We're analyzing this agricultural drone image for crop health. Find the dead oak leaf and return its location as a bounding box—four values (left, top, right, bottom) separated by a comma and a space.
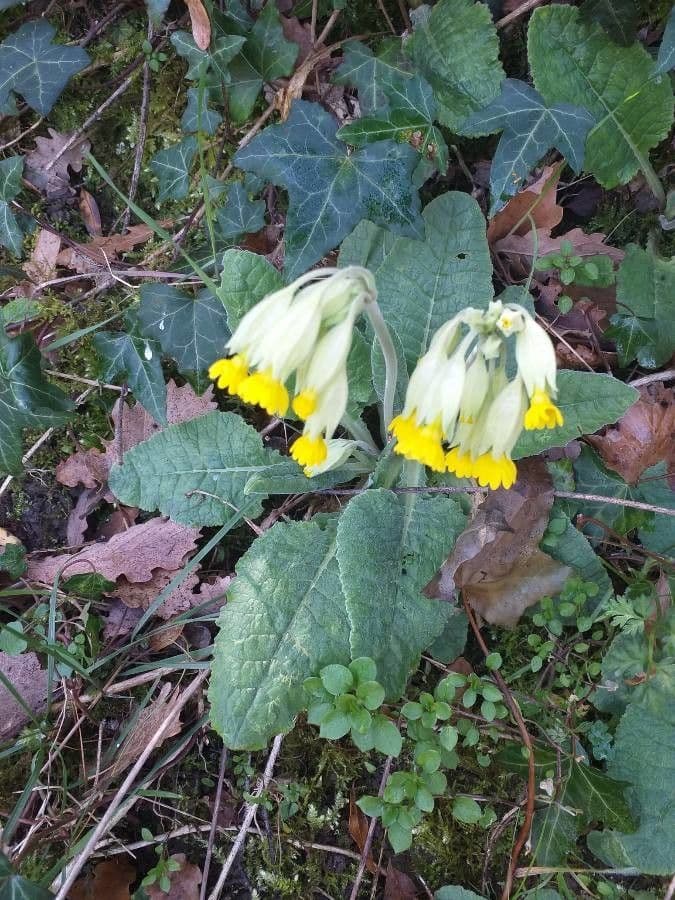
116, 570, 231, 620
25, 128, 90, 199
426, 459, 571, 626
384, 861, 418, 899
146, 854, 202, 900
55, 223, 157, 273
588, 383, 675, 484
495, 226, 624, 266
25, 518, 200, 586
0, 651, 47, 743
487, 164, 564, 244
69, 858, 136, 900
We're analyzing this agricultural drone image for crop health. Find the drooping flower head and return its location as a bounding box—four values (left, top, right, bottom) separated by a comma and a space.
390, 301, 563, 489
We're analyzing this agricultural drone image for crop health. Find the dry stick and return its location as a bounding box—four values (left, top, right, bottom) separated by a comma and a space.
207, 733, 284, 900
199, 745, 228, 900
496, 0, 547, 29
630, 367, 675, 387
54, 669, 209, 900
664, 873, 675, 900
121, 24, 153, 232
348, 755, 394, 900
462, 599, 535, 900
376, 0, 397, 34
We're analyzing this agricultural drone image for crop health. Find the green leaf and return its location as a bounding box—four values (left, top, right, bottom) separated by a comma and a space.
543, 507, 612, 601
357, 795, 384, 818
214, 182, 265, 240
0, 155, 24, 255
606, 245, 675, 368
109, 411, 286, 525
333, 39, 411, 116
580, 0, 639, 46
150, 136, 198, 202
94, 329, 167, 425
587, 673, 675, 874
406, 0, 504, 132
512, 371, 638, 459
435, 889, 485, 900
0, 852, 54, 899
235, 99, 422, 279
339, 192, 493, 372
181, 88, 222, 135
528, 5, 674, 188
320, 708, 351, 739
0, 20, 89, 115
227, 3, 299, 123
387, 821, 413, 853
208, 522, 351, 748
565, 759, 634, 832
171, 30, 245, 82
320, 664, 353, 696
336, 489, 466, 697
428, 611, 468, 664
137, 284, 230, 384
356, 681, 385, 710
0, 200, 23, 256
452, 797, 482, 824
592, 631, 651, 716
0, 156, 23, 201
656, 5, 675, 74
0, 329, 73, 476
530, 805, 578, 865
216, 248, 284, 329
371, 715, 402, 756
461, 79, 594, 213
146, 0, 171, 25
0, 542, 26, 579
349, 657, 377, 684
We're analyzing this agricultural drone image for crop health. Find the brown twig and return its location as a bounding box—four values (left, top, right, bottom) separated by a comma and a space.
120, 23, 153, 232
348, 755, 394, 900
200, 745, 228, 900
496, 0, 547, 29
462, 598, 535, 900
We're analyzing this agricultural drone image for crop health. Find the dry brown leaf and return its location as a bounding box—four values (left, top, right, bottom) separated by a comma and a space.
185, 0, 211, 50
55, 223, 156, 273
108, 682, 183, 779
25, 128, 90, 199
78, 188, 102, 237
348, 793, 377, 874
66, 488, 100, 546
384, 861, 418, 898
26, 518, 200, 586
494, 227, 624, 265
588, 384, 675, 485
103, 600, 143, 641
116, 570, 230, 619
280, 15, 317, 64
146, 854, 202, 900
69, 858, 136, 900
426, 459, 571, 626
0, 651, 47, 742
23, 228, 61, 285
488, 164, 564, 244
0, 527, 20, 549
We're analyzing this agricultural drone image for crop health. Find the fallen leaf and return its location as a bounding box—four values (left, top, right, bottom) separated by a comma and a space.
55, 223, 157, 273
487, 164, 564, 244
56, 381, 216, 490
185, 0, 211, 50
25, 128, 90, 199
588, 384, 675, 484
23, 228, 61, 285
108, 682, 183, 778
66, 488, 100, 546
116, 571, 231, 620
280, 15, 318, 64
103, 600, 143, 641
0, 651, 47, 742
494, 227, 624, 266
384, 861, 418, 898
69, 858, 136, 900
349, 793, 377, 874
78, 188, 102, 236
25, 518, 200, 585
426, 459, 571, 626
146, 854, 202, 900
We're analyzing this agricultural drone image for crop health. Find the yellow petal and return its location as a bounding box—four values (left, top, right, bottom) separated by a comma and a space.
524, 389, 564, 430
292, 389, 318, 421
208, 354, 248, 394
237, 370, 289, 416
291, 434, 328, 467
392, 418, 445, 472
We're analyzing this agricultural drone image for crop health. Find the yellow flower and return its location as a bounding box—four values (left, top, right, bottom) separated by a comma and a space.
445, 446, 475, 478
472, 453, 518, 490
524, 388, 564, 430
237, 370, 290, 416
208, 354, 248, 393
303, 438, 358, 477
291, 434, 328, 467
292, 389, 318, 420
391, 415, 446, 471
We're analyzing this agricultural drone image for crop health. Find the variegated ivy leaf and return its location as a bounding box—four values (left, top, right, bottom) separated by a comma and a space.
461, 79, 595, 213
0, 21, 89, 116
235, 99, 422, 279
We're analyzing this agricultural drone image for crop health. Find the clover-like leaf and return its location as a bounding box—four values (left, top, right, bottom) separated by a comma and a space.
406, 0, 504, 132
0, 20, 89, 115
461, 79, 595, 213
137, 284, 230, 387
149, 136, 198, 201
214, 182, 265, 240
0, 329, 73, 476
236, 99, 422, 278
528, 5, 674, 188
94, 327, 167, 424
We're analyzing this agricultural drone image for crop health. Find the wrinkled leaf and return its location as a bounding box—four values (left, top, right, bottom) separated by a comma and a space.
216, 248, 285, 328
580, 0, 639, 46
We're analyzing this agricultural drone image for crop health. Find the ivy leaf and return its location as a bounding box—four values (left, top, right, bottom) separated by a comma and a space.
236, 100, 422, 279
137, 284, 230, 387
0, 156, 24, 256
171, 30, 245, 82
227, 3, 299, 123
406, 0, 504, 132
216, 248, 285, 328
656, 5, 675, 74
512, 372, 638, 459
145, 0, 171, 25
214, 182, 265, 239
150, 136, 198, 202
181, 87, 222, 135
336, 489, 466, 698
0, 853, 53, 900
587, 673, 675, 874
339, 191, 492, 371
606, 244, 675, 368
0, 20, 89, 115
108, 411, 286, 525
208, 522, 351, 748
461, 79, 595, 213
0, 329, 73, 476
333, 39, 412, 116
93, 327, 167, 425
579, 0, 639, 46
528, 5, 674, 188
531, 805, 578, 865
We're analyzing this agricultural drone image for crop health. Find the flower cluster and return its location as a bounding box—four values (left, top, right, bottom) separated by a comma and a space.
208, 267, 376, 474
390, 302, 563, 490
